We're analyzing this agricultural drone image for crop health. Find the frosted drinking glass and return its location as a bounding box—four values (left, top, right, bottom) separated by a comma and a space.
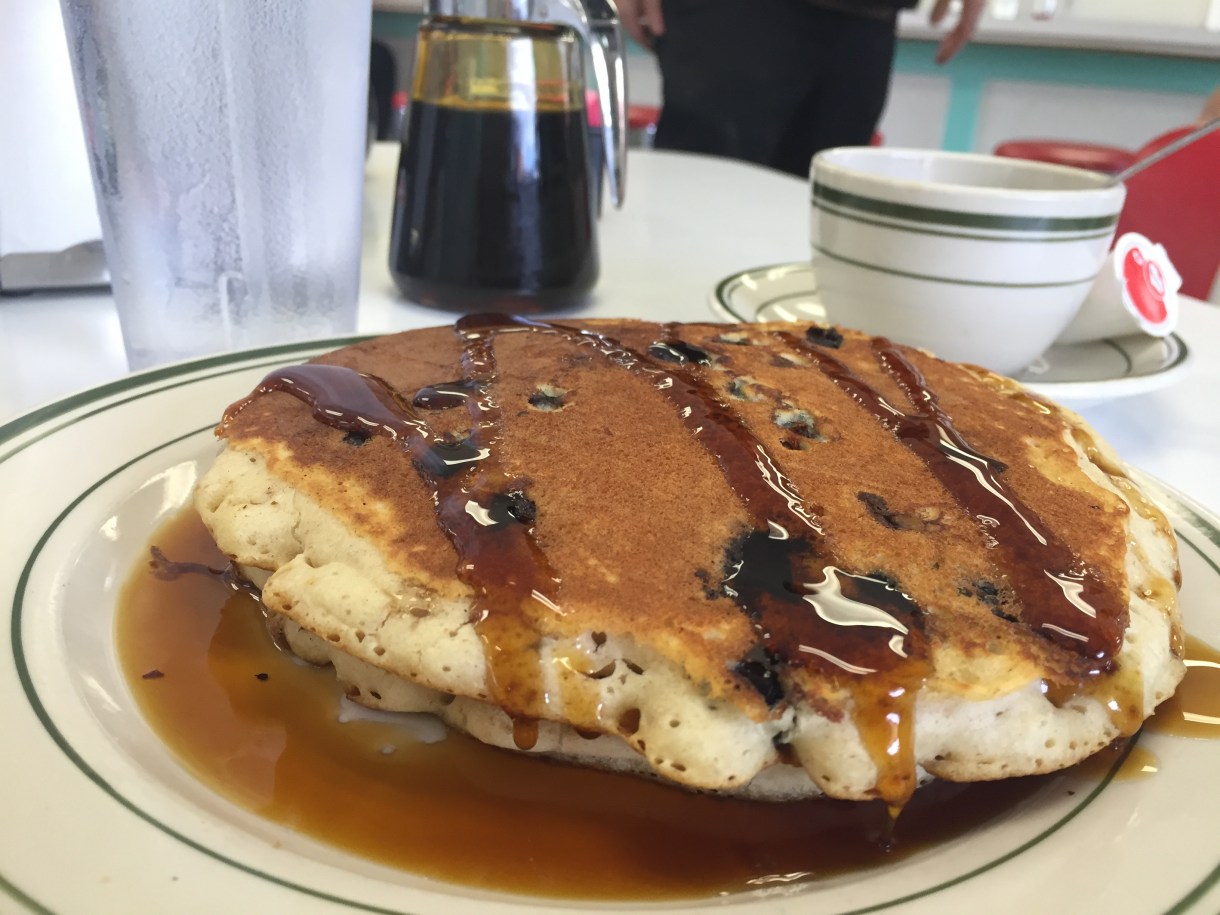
61, 0, 371, 369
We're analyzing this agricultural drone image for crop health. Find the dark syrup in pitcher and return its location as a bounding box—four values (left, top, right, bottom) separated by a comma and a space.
389, 100, 598, 311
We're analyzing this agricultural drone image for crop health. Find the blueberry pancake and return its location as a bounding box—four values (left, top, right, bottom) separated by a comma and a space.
195, 316, 1184, 806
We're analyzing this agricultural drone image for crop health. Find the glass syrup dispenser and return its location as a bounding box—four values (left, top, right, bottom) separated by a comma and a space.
390, 0, 626, 311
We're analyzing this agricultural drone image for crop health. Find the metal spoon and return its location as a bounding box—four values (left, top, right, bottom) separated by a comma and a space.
1111, 117, 1220, 184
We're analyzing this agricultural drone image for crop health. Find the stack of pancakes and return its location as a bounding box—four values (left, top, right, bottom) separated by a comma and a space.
195, 317, 1184, 805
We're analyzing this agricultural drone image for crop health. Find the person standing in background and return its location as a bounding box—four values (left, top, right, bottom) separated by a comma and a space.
620, 0, 986, 177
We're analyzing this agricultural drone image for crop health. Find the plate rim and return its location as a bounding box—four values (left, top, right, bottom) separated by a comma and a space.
0, 335, 372, 468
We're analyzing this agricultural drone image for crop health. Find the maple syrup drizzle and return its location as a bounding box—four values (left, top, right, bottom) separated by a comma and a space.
782, 332, 1125, 670
466, 316, 926, 674
147, 545, 259, 596
221, 364, 483, 479
411, 379, 481, 411
223, 351, 564, 746
647, 339, 713, 366
456, 314, 929, 805
438, 324, 563, 745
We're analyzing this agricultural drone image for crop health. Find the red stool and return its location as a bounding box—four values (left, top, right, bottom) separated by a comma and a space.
993, 139, 1136, 175
995, 126, 1219, 298
627, 104, 659, 148
586, 95, 660, 149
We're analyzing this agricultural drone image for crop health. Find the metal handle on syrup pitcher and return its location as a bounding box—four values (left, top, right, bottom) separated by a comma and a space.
534, 0, 627, 208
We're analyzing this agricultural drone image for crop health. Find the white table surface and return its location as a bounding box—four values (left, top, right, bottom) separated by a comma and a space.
2, 142, 1218, 516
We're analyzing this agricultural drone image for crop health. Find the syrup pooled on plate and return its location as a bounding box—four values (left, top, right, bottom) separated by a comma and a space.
1146, 635, 1220, 740
121, 508, 1081, 902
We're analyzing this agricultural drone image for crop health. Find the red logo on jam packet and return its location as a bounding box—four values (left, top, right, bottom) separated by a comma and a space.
1054, 232, 1180, 345
1122, 248, 1169, 325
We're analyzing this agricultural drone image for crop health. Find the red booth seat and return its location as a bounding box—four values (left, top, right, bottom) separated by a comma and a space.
996, 127, 1220, 299
992, 139, 1136, 175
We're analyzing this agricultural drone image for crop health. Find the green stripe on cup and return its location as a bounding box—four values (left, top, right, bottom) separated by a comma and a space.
812, 182, 1119, 234
812, 243, 1099, 288
813, 197, 1116, 244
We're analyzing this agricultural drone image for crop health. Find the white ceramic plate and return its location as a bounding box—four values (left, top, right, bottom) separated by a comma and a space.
709, 263, 1191, 405
3, 342, 1220, 914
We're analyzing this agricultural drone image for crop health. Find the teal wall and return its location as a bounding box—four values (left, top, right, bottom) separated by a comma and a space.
373, 10, 424, 37
372, 12, 1218, 152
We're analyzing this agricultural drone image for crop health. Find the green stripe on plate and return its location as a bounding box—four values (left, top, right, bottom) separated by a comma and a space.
813, 197, 1116, 244
812, 182, 1119, 233
713, 263, 815, 323
0, 336, 371, 468
811, 243, 1098, 289
0, 872, 53, 915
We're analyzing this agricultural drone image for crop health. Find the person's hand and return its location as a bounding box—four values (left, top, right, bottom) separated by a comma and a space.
618, 0, 665, 49
930, 0, 985, 64
1197, 87, 1220, 126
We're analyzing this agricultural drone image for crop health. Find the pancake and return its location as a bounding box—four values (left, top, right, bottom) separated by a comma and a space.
194, 316, 1184, 805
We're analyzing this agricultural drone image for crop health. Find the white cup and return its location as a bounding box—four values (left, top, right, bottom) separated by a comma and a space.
810, 147, 1126, 375
61, 0, 372, 370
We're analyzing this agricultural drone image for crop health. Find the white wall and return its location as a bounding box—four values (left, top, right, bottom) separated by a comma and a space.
625, 54, 661, 108
879, 74, 952, 149
1069, 0, 1214, 28
973, 81, 1207, 153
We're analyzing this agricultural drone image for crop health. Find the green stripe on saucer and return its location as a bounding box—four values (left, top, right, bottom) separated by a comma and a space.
812, 182, 1119, 233
812, 243, 1099, 288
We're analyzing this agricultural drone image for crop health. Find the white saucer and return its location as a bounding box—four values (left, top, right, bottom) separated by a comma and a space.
709, 262, 1191, 405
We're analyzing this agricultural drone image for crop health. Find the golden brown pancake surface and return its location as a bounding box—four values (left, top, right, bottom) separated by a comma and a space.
200, 317, 1183, 803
